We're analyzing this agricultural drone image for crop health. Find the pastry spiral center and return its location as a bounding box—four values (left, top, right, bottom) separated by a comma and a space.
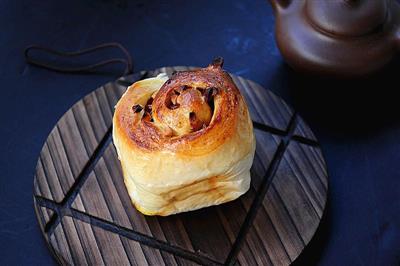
135, 59, 226, 139
160, 85, 216, 136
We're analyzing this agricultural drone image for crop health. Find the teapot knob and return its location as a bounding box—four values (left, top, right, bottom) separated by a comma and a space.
269, 0, 291, 12
344, 0, 358, 4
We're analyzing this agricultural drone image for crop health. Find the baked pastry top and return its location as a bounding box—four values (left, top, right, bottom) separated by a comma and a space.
113, 58, 256, 216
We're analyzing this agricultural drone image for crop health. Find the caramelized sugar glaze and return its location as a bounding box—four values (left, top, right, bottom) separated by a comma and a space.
115, 58, 241, 155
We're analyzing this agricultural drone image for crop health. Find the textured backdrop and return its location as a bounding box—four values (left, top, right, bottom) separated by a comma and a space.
0, 0, 399, 265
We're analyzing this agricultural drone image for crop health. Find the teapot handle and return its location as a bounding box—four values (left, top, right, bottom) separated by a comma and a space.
396, 29, 400, 50
268, 0, 291, 12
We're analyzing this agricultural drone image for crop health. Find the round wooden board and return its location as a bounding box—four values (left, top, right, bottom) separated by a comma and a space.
34, 66, 328, 266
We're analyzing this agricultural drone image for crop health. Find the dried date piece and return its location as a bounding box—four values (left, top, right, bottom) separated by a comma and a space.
204, 87, 218, 104
132, 104, 143, 113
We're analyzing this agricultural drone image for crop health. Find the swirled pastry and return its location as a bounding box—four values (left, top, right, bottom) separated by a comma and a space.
113, 58, 255, 216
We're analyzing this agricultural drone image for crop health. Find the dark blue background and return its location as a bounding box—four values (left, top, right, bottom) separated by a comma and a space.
1, 0, 399, 265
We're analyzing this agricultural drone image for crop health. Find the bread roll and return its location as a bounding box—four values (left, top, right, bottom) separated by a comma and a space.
113, 58, 255, 216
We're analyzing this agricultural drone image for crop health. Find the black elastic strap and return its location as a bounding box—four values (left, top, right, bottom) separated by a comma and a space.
24, 42, 133, 75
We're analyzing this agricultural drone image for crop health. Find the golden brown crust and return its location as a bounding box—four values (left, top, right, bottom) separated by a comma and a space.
114, 61, 241, 156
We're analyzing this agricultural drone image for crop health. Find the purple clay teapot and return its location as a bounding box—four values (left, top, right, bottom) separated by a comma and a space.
269, 0, 400, 78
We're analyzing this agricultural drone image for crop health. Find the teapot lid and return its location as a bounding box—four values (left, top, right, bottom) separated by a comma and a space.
306, 0, 388, 37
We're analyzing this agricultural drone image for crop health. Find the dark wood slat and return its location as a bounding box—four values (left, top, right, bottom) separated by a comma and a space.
40, 206, 53, 225
59, 217, 89, 265
216, 205, 258, 266
82, 92, 109, 142
302, 143, 329, 190
269, 147, 321, 244
143, 217, 190, 266
263, 185, 305, 261
50, 224, 74, 265
156, 216, 195, 255
178, 208, 233, 262
94, 87, 114, 128
156, 251, 179, 266
294, 116, 317, 141
35, 201, 54, 232
245, 205, 291, 266
71, 102, 101, 154
35, 158, 54, 201
33, 186, 54, 228
136, 243, 166, 266
284, 142, 327, 217
56, 110, 90, 176
39, 143, 66, 202
33, 67, 328, 266
238, 223, 273, 266
70, 209, 104, 265
48, 131, 75, 194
